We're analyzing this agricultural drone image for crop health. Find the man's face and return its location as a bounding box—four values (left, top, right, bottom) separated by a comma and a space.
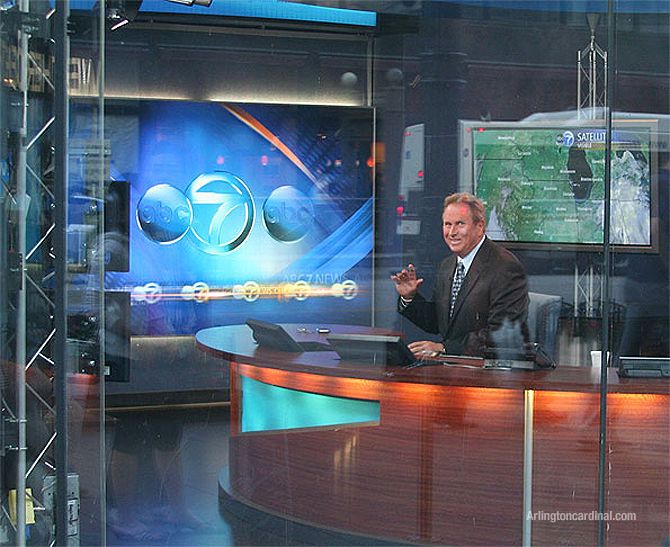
442, 202, 485, 258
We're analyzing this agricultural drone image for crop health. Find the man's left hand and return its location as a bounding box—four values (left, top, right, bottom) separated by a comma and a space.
407, 340, 444, 358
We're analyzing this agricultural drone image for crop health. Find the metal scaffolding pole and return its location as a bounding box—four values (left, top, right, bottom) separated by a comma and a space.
54, 0, 70, 543
577, 13, 607, 121
15, 0, 30, 543
575, 13, 607, 324
597, 5, 615, 545
97, 2, 107, 543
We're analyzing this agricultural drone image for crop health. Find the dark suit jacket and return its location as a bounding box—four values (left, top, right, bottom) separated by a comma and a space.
399, 237, 529, 356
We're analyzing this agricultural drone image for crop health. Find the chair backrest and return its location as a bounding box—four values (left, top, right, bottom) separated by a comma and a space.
527, 292, 562, 358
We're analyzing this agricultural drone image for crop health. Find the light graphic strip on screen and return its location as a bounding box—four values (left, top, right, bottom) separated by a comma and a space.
128, 279, 361, 304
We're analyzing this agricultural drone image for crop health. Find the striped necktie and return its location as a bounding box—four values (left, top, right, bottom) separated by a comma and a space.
449, 262, 465, 318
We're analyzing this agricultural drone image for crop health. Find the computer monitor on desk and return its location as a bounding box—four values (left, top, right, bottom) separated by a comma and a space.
618, 356, 669, 378
326, 333, 417, 367
246, 319, 331, 352
483, 343, 556, 370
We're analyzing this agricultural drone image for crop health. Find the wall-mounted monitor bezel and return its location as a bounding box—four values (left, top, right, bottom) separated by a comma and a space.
69, 97, 376, 336
458, 118, 660, 253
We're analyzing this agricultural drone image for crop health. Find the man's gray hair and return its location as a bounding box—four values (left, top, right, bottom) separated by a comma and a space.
443, 192, 486, 225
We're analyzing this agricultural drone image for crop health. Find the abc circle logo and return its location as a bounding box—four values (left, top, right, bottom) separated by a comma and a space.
561, 131, 575, 147
137, 171, 255, 255
262, 186, 314, 243
137, 173, 315, 252
332, 279, 358, 300
136, 184, 193, 244
132, 282, 162, 304
181, 282, 210, 303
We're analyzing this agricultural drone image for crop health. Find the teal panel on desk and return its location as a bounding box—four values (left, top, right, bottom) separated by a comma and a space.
241, 376, 380, 433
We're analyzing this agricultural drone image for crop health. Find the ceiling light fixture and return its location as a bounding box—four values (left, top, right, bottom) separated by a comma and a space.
110, 17, 130, 30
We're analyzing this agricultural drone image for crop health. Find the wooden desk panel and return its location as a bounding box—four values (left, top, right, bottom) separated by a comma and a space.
531, 391, 600, 546
197, 325, 669, 545
422, 387, 524, 545
605, 393, 669, 546
230, 376, 525, 544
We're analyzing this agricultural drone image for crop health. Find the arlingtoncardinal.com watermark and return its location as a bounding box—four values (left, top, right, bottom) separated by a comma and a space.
527, 511, 637, 524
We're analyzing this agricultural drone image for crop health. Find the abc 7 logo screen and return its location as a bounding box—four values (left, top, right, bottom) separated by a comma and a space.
136, 172, 315, 252
134, 172, 359, 304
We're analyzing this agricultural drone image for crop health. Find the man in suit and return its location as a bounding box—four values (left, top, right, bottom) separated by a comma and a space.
392, 192, 529, 357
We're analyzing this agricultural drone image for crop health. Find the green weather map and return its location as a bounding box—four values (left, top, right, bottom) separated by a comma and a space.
473, 128, 651, 245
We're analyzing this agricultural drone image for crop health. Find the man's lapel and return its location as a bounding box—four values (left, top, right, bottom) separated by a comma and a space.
448, 238, 490, 325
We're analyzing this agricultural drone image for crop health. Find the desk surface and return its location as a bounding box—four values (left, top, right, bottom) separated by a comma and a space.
196, 323, 668, 395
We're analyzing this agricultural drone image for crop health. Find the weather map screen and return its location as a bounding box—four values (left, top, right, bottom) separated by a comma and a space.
462, 123, 654, 248
70, 100, 374, 335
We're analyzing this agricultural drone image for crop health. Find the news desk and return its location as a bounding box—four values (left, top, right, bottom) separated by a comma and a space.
196, 324, 669, 546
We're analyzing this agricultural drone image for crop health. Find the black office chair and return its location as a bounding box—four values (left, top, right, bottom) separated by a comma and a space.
527, 292, 563, 359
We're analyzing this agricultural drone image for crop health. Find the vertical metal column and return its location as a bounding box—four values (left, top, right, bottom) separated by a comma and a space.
15, 0, 30, 542
577, 13, 607, 120
54, 0, 70, 544
575, 13, 608, 324
366, 36, 376, 326
0, 16, 7, 540
97, 2, 107, 543
522, 389, 535, 547
597, 4, 615, 545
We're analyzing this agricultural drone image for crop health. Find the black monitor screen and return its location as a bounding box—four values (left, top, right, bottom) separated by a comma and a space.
246, 318, 303, 352
326, 333, 416, 367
